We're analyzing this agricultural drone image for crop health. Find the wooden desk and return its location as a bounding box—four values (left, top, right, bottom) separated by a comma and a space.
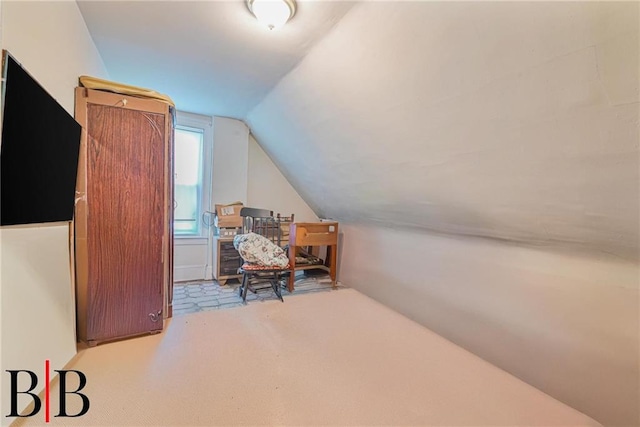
288, 222, 338, 292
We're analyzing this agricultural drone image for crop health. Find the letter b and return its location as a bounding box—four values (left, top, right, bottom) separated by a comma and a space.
5, 370, 41, 417
55, 370, 90, 417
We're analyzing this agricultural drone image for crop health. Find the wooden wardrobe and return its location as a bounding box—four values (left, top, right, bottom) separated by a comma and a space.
74, 87, 174, 346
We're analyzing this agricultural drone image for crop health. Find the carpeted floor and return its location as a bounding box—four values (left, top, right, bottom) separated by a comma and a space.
173, 270, 345, 315
12, 289, 598, 426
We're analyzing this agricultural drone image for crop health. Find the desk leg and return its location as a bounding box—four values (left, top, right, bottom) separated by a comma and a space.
288, 245, 296, 292
328, 244, 337, 288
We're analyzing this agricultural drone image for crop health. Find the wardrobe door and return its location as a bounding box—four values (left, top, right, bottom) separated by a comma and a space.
85, 104, 165, 341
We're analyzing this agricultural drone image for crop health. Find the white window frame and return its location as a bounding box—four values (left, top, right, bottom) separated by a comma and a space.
174, 111, 213, 242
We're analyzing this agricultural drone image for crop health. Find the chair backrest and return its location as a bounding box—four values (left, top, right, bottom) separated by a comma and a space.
239, 207, 281, 246
239, 207, 273, 219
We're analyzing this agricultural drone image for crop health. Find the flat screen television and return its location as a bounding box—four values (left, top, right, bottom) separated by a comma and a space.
1, 50, 82, 226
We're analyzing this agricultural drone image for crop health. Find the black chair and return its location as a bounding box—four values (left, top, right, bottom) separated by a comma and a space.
236, 207, 289, 303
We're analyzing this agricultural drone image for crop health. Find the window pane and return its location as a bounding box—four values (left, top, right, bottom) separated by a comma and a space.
175, 128, 202, 186
174, 127, 203, 235
175, 185, 198, 219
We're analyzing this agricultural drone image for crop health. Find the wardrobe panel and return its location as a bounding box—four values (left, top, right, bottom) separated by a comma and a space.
75, 88, 172, 345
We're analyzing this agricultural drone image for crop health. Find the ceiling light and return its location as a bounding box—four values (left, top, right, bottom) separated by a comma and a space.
246, 0, 296, 31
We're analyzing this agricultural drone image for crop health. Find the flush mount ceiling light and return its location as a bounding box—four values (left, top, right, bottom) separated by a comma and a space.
246, 0, 296, 31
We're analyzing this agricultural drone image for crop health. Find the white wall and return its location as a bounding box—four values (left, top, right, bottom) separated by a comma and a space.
0, 0, 108, 421
339, 224, 639, 425
211, 117, 249, 208
173, 239, 209, 282
247, 134, 318, 222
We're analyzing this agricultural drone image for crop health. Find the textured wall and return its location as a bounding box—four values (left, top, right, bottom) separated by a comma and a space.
247, 1, 639, 260
247, 134, 318, 222
246, 2, 639, 425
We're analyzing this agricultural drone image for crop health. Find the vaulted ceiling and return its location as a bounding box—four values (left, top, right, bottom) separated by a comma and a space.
79, 1, 639, 260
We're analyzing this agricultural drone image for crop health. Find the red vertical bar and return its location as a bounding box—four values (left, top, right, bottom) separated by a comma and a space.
45, 359, 50, 423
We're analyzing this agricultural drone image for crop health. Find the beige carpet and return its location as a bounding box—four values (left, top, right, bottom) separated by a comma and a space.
14, 289, 599, 426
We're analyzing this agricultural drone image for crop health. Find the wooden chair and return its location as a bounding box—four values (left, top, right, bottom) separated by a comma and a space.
236, 207, 289, 303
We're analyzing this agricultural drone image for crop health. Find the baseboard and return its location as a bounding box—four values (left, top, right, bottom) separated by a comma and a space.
173, 264, 207, 282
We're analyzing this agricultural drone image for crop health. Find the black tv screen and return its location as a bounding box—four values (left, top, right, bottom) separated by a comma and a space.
1, 51, 82, 226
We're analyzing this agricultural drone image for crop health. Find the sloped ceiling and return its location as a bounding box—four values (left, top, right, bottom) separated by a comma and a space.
246, 1, 639, 259
77, 0, 355, 118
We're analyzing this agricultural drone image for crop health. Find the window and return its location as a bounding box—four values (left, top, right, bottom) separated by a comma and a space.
174, 126, 203, 234
173, 112, 212, 237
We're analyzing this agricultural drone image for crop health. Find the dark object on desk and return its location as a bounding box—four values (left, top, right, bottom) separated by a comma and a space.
288, 246, 323, 265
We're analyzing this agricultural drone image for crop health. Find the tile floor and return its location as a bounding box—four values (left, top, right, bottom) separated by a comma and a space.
172, 270, 345, 316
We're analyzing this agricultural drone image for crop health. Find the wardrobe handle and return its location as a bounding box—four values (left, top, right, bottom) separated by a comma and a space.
149, 310, 162, 322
